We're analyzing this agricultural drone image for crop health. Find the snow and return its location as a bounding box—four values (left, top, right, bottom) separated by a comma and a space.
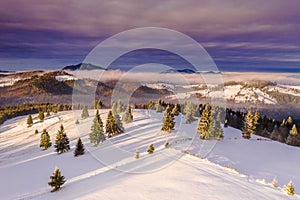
0, 110, 299, 199
55, 75, 77, 82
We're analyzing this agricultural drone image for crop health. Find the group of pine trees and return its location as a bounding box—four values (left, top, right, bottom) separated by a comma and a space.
226, 108, 300, 145
88, 101, 134, 145
39, 124, 84, 157
197, 104, 224, 140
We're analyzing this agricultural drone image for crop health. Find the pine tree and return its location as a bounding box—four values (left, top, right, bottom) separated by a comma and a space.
156, 99, 164, 113
164, 140, 169, 148
40, 129, 52, 150
290, 124, 298, 135
54, 124, 70, 154
38, 112, 45, 122
147, 144, 155, 154
112, 102, 118, 115
81, 106, 89, 119
272, 177, 278, 188
185, 102, 196, 123
46, 110, 51, 117
197, 104, 213, 139
171, 104, 180, 116
224, 119, 228, 128
35, 129, 39, 134
116, 100, 123, 114
161, 105, 175, 132
281, 119, 286, 126
74, 138, 85, 157
114, 113, 124, 133
27, 115, 33, 127
284, 181, 295, 196
106, 110, 121, 137
242, 108, 256, 139
90, 114, 105, 145
215, 112, 224, 140
253, 110, 261, 127
48, 167, 66, 192
122, 105, 133, 123
135, 149, 140, 159
287, 116, 293, 127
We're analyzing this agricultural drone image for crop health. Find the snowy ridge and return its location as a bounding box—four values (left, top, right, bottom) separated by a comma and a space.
0, 110, 299, 199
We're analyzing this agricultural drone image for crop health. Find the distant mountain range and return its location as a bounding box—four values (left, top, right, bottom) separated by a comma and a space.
63, 63, 106, 71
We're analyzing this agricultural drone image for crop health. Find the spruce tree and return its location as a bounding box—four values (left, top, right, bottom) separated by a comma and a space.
90, 114, 106, 145
27, 115, 33, 127
164, 140, 170, 148
122, 105, 133, 123
114, 113, 124, 133
185, 102, 196, 123
74, 138, 85, 157
106, 110, 121, 137
215, 112, 224, 140
161, 105, 175, 132
287, 116, 293, 127
54, 124, 70, 154
147, 144, 155, 154
75, 120, 79, 125
156, 99, 164, 113
171, 104, 180, 116
135, 149, 140, 159
116, 100, 123, 114
38, 112, 45, 122
284, 181, 295, 196
197, 104, 213, 139
272, 177, 278, 188
35, 129, 39, 134
81, 106, 89, 119
40, 129, 52, 150
48, 167, 66, 192
242, 108, 256, 139
290, 124, 298, 135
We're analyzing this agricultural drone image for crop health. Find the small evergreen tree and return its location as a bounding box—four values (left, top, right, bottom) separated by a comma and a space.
46, 110, 51, 117
54, 124, 70, 154
74, 138, 85, 157
224, 119, 228, 128
135, 149, 140, 159
156, 99, 164, 113
171, 104, 180, 116
284, 181, 295, 196
287, 116, 293, 127
197, 104, 213, 139
90, 114, 106, 145
48, 167, 66, 192
215, 113, 224, 140
161, 105, 175, 132
40, 129, 52, 150
27, 115, 33, 127
242, 108, 256, 139
114, 113, 124, 133
106, 110, 122, 137
38, 112, 45, 122
185, 102, 196, 123
272, 177, 278, 188
116, 100, 123, 114
164, 140, 169, 148
35, 129, 39, 134
122, 105, 133, 123
81, 106, 89, 119
147, 144, 155, 154
290, 124, 298, 135
75, 120, 79, 125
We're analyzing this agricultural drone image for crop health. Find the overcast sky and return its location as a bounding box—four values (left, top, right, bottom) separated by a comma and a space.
1, 0, 300, 72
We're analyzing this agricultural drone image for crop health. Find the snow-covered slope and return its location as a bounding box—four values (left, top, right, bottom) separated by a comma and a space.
0, 110, 299, 199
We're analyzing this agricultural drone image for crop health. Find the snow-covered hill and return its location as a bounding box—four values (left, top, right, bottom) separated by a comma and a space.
0, 110, 299, 199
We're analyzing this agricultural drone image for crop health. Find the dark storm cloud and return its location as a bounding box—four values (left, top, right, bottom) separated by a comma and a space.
0, 0, 300, 71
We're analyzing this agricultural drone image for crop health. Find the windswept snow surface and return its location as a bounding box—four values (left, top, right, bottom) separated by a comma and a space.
0, 110, 299, 199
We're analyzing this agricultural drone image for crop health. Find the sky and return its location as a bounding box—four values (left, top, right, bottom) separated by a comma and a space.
0, 0, 300, 72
